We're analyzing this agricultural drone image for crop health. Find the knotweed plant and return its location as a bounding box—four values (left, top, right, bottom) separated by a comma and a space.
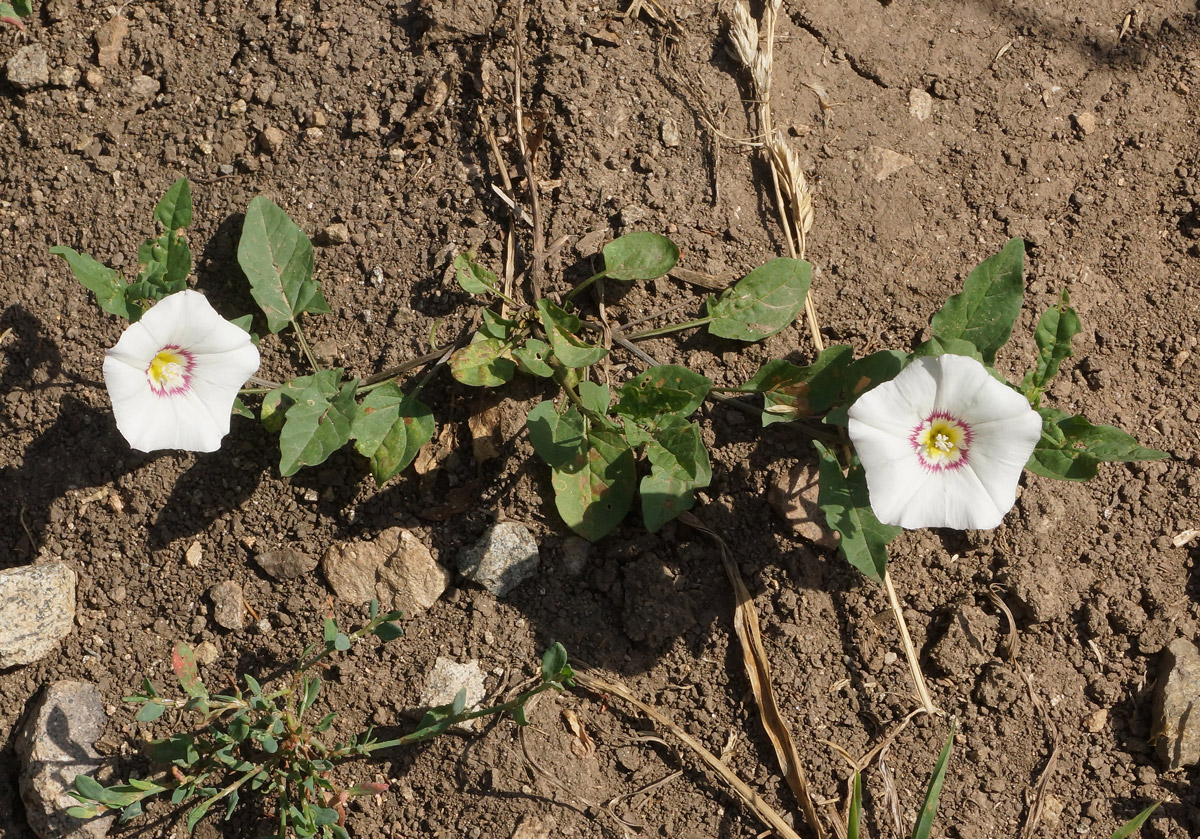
68, 601, 574, 838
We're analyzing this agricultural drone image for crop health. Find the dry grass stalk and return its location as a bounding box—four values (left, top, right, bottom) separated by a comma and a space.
573, 669, 807, 839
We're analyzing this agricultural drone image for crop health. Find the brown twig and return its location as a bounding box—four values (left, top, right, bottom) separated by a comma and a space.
512, 0, 546, 301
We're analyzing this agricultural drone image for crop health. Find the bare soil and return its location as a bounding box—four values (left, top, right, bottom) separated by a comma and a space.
2, 1, 1199, 838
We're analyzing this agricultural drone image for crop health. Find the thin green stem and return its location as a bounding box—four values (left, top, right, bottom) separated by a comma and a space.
623, 316, 713, 341
290, 317, 320, 372
361, 680, 565, 754
563, 269, 608, 304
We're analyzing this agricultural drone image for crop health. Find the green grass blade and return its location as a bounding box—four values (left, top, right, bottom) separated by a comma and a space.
1111, 800, 1162, 839
911, 725, 955, 839
847, 771, 862, 839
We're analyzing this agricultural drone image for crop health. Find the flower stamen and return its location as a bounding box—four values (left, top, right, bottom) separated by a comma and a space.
146, 346, 194, 396
911, 411, 971, 471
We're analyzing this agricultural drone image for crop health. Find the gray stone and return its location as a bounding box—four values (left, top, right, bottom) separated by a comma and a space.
255, 547, 318, 580
209, 580, 244, 630
1151, 639, 1200, 769
0, 562, 76, 667
323, 527, 449, 615
15, 681, 114, 839
457, 522, 539, 597
129, 74, 160, 99
418, 657, 485, 730
6, 44, 50, 90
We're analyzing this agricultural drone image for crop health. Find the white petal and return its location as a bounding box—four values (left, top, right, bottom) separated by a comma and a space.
107, 383, 227, 452
964, 408, 1042, 514
847, 360, 934, 437
909, 466, 1008, 529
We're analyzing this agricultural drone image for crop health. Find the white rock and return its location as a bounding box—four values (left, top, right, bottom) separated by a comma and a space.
15, 681, 114, 839
0, 562, 76, 667
418, 657, 485, 730
457, 522, 540, 597
208, 580, 244, 630
908, 88, 933, 121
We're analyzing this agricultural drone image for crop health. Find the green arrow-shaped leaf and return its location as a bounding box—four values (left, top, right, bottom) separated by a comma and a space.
550, 426, 635, 541
264, 371, 357, 476
930, 238, 1024, 364
527, 401, 587, 470
614, 365, 711, 422
706, 257, 812, 341
536, 299, 608, 369
51, 245, 138, 321
814, 441, 899, 581
238, 196, 329, 334
449, 338, 516, 386
601, 231, 679, 281
641, 416, 711, 531
1025, 407, 1168, 481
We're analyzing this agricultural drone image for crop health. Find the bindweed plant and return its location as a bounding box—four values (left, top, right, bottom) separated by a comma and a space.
732, 238, 1168, 582
55, 182, 1165, 552
68, 600, 575, 838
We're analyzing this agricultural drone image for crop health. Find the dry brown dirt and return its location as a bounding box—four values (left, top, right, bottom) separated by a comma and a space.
2, 1, 1199, 838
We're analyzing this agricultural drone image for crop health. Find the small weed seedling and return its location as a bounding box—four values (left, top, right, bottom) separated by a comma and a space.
68, 601, 574, 838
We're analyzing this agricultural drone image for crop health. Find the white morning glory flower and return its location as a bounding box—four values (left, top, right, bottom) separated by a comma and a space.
847, 354, 1042, 530
103, 290, 260, 453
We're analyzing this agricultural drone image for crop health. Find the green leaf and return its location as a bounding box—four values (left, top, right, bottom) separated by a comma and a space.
578, 381, 611, 417
244, 673, 263, 696
67, 805, 105, 820
186, 799, 213, 833
171, 643, 206, 699
333, 633, 351, 652
541, 642, 569, 683
51, 245, 138, 321
147, 734, 196, 764
1022, 289, 1082, 403
449, 338, 516, 386
930, 238, 1024, 364
351, 383, 436, 483
601, 231, 679, 281
1111, 801, 1162, 839
706, 258, 811, 342
264, 371, 357, 476
526, 402, 587, 470
12, 0, 32, 15
312, 806, 340, 827
1026, 408, 1169, 481
536, 299, 607, 369
238, 196, 329, 334
231, 397, 254, 419
373, 621, 404, 641
154, 179, 193, 230
513, 338, 554, 378
73, 774, 108, 803
825, 349, 908, 426
323, 616, 337, 643
258, 734, 279, 754
223, 789, 239, 822
512, 704, 530, 726
911, 725, 955, 839
814, 442, 899, 581
550, 426, 635, 541
134, 701, 167, 722
300, 675, 321, 714
743, 345, 853, 425
453, 251, 498, 295
641, 417, 712, 531
477, 308, 517, 342
614, 365, 711, 422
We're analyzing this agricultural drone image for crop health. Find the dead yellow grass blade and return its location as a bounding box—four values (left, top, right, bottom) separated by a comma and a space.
679, 512, 827, 839
572, 669, 806, 839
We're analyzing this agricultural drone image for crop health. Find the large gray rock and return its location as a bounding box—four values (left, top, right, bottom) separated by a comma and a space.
1151, 638, 1200, 769
6, 44, 50, 90
457, 522, 539, 597
15, 681, 114, 839
323, 527, 449, 615
0, 562, 76, 667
